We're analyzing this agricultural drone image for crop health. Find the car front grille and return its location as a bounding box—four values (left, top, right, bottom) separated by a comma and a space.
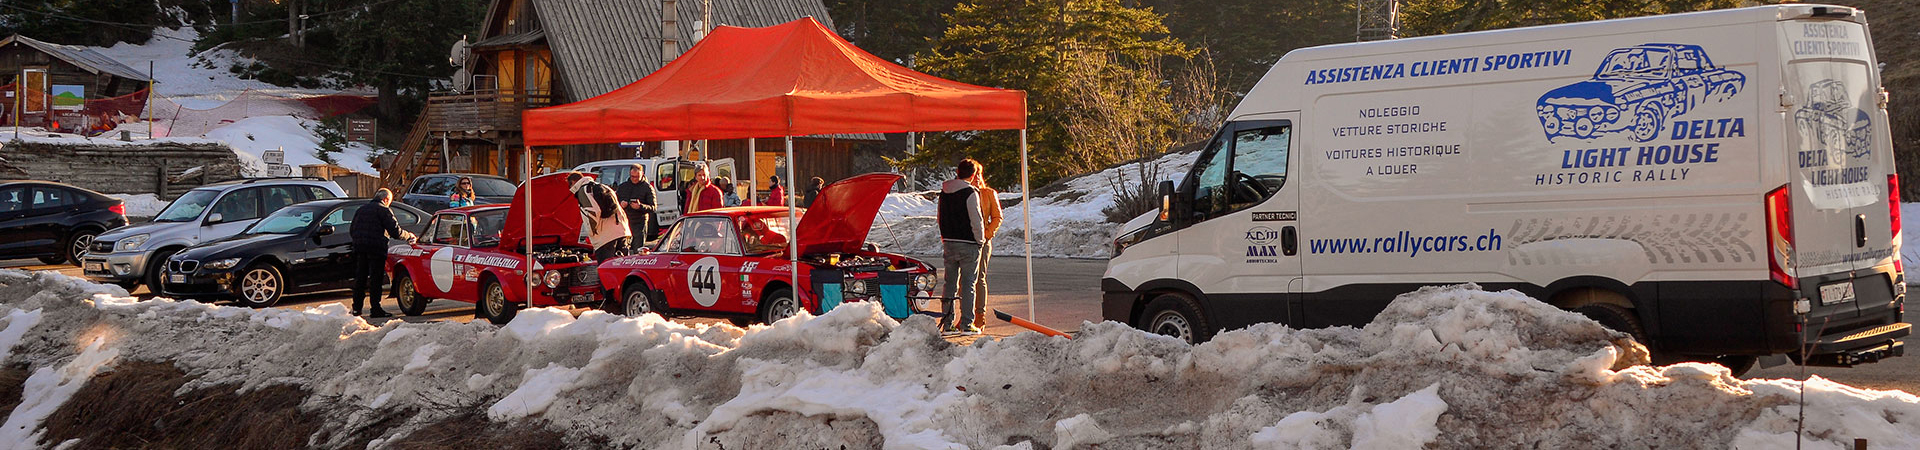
89, 240, 114, 254
571, 266, 599, 287
168, 259, 199, 273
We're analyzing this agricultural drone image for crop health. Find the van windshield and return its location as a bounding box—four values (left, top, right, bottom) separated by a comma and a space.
153, 190, 220, 222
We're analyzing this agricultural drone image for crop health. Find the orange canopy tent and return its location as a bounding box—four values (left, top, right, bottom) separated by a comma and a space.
522, 17, 1025, 144
520, 17, 1042, 319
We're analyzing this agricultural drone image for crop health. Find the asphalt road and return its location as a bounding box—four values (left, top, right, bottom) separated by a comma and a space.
4, 256, 1913, 393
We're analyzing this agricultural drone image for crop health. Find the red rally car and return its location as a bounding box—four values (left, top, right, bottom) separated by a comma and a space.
598, 173, 938, 326
387, 172, 603, 324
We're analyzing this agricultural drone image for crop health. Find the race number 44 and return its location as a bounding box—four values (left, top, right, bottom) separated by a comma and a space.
688, 257, 724, 307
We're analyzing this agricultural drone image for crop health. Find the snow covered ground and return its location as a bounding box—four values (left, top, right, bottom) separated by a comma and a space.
70, 27, 385, 176
0, 270, 1913, 449
93, 27, 363, 108
872, 151, 1201, 258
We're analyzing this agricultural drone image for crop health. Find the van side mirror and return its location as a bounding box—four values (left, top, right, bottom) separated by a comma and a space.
208, 213, 224, 224
1157, 180, 1175, 222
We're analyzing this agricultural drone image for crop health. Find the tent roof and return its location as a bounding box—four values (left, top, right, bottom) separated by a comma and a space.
522, 17, 1024, 145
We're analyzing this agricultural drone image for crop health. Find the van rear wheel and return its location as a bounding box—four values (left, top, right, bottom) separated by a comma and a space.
1143, 293, 1211, 344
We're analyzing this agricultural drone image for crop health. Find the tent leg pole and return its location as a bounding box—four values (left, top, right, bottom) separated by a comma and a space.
786, 136, 798, 309
524, 147, 534, 305
747, 138, 757, 205
1021, 128, 1032, 321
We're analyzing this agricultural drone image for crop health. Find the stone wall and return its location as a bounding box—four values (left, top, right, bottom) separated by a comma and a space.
0, 140, 242, 197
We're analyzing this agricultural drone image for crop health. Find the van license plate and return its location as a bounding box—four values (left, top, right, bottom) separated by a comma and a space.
1819, 282, 1856, 306
83, 262, 103, 272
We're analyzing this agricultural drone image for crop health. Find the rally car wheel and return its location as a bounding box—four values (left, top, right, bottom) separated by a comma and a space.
235, 264, 284, 308
758, 288, 799, 324
479, 279, 517, 325
394, 272, 427, 316
621, 280, 658, 317
1143, 292, 1211, 344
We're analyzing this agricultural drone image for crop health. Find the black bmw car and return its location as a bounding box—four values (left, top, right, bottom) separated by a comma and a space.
0, 181, 126, 265
160, 198, 427, 307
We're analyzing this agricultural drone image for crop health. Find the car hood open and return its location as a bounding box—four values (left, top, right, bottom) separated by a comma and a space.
500, 172, 592, 250
794, 173, 903, 255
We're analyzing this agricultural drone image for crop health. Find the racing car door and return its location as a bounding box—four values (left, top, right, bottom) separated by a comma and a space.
657, 216, 748, 313
413, 212, 472, 299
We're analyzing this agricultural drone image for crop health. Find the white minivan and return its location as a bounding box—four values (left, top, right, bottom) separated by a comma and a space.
572, 157, 736, 235
1104, 4, 1905, 374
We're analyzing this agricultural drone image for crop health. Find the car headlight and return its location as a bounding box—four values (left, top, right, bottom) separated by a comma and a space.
914, 273, 937, 292
117, 234, 149, 252
203, 258, 241, 270
543, 271, 561, 288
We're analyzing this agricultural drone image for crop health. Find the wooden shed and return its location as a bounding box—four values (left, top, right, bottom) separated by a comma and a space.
0, 34, 151, 131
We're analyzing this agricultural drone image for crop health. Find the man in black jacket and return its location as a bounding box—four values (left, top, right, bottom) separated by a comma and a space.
616, 163, 658, 248
936, 159, 986, 334
350, 189, 415, 317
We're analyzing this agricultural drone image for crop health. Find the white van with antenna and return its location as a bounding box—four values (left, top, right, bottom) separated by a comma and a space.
1103, 4, 1906, 374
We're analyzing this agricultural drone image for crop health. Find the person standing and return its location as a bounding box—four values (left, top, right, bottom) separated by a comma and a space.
937, 159, 986, 334
803, 177, 825, 208
969, 168, 1003, 330
449, 176, 477, 208
719, 177, 742, 207
766, 175, 787, 206
687, 167, 725, 213
615, 164, 658, 246
571, 173, 631, 261
350, 189, 415, 318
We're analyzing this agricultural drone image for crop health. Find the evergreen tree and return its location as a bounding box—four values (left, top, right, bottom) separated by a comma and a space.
1401, 0, 1755, 35
822, 0, 957, 64
915, 0, 1192, 187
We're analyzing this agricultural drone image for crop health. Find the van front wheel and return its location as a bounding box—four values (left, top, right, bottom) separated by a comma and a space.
1143, 293, 1212, 344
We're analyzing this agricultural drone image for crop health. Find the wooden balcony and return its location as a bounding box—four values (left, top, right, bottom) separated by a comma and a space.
425, 89, 555, 134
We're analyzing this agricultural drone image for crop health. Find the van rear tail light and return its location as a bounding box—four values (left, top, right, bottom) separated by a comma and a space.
1890, 174, 1903, 275
108, 203, 125, 215
1766, 185, 1797, 289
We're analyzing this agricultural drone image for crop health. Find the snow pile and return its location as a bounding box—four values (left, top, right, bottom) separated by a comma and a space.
1, 271, 1917, 449
873, 151, 1201, 258
105, 193, 167, 219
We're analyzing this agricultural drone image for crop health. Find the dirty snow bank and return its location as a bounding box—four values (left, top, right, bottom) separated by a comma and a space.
0, 271, 1916, 449
874, 151, 1200, 258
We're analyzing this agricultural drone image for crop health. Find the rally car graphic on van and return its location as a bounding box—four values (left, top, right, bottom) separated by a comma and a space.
1794, 79, 1872, 159
1537, 44, 1746, 142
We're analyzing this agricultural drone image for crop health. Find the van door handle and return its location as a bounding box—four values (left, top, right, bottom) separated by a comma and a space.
1281, 226, 1298, 256
1856, 214, 1868, 248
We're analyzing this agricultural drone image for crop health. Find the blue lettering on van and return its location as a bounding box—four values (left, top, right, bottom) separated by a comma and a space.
1536, 44, 1746, 143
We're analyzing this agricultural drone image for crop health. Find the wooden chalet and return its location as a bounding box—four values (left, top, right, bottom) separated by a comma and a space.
384, 0, 897, 192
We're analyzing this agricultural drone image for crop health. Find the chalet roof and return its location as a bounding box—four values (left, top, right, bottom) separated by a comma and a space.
470, 30, 545, 50
529, 0, 831, 100
0, 35, 150, 82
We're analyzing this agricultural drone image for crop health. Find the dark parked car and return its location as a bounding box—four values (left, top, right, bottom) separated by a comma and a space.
402, 173, 515, 214
0, 181, 126, 265
160, 198, 427, 307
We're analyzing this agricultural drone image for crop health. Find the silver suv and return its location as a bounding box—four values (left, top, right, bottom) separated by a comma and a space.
82, 178, 347, 290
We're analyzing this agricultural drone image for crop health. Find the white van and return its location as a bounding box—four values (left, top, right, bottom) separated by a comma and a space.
573, 157, 736, 234
1104, 4, 1906, 373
